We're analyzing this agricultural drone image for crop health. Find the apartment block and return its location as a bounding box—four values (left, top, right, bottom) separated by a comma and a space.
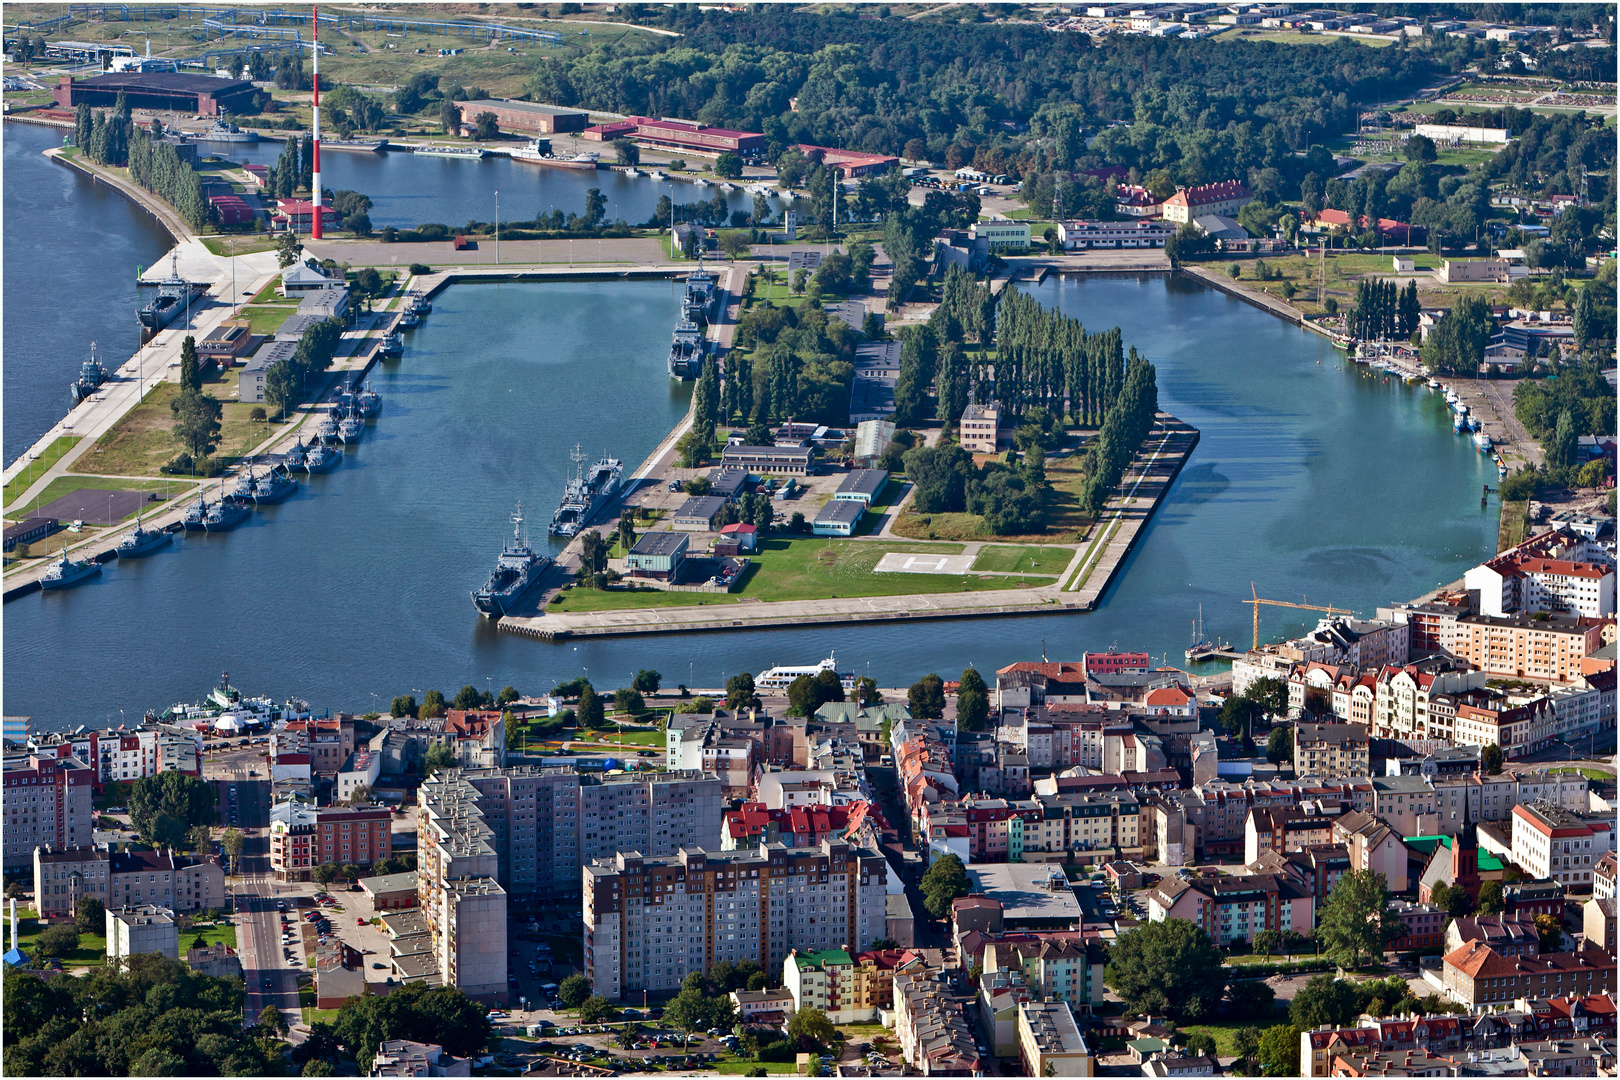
1148, 872, 1314, 947
29, 726, 200, 788
1294, 722, 1371, 778
981, 936, 1108, 1013
1442, 942, 1616, 1009
415, 772, 508, 1004
1442, 613, 1606, 685
270, 799, 393, 881
1465, 550, 1615, 619
1511, 803, 1614, 890
582, 840, 887, 1001
784, 947, 904, 1023
106, 904, 179, 966
2, 753, 95, 870
417, 766, 722, 901
445, 765, 583, 898
1017, 999, 1093, 1077
894, 969, 981, 1074
1244, 805, 1337, 866
33, 845, 225, 917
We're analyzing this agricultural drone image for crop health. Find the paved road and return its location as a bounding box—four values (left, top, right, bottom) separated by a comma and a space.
234, 875, 301, 1030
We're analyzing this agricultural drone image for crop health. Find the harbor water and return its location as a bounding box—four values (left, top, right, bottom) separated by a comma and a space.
3, 127, 1498, 727
4, 271, 1496, 729
3, 122, 172, 464
200, 138, 772, 231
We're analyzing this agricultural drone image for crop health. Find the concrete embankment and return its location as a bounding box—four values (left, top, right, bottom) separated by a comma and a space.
42, 144, 196, 243
496, 412, 1201, 641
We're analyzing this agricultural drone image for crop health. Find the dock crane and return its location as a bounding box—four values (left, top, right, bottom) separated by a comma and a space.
1243, 583, 1358, 650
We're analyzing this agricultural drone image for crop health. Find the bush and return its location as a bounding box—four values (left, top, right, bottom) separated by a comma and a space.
408, 263, 432, 275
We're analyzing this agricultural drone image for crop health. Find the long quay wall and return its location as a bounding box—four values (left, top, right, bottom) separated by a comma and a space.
496, 413, 1200, 641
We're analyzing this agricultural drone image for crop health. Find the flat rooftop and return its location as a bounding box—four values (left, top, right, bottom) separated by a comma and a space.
966, 864, 1081, 924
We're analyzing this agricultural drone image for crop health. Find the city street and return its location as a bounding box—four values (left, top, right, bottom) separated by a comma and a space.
233, 874, 302, 1031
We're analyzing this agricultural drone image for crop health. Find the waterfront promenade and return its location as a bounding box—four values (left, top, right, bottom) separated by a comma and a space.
499, 413, 1199, 640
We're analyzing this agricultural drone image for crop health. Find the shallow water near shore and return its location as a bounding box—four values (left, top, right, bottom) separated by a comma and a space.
4, 246, 1496, 728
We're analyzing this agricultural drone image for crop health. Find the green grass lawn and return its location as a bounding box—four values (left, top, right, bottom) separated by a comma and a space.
715, 1063, 798, 1075
893, 450, 1093, 544
239, 304, 300, 335
302, 1006, 344, 1025
186, 921, 238, 950
1218, 27, 1395, 46
14, 911, 108, 968
971, 544, 1073, 576
4, 435, 83, 507
554, 536, 1022, 612
1548, 767, 1613, 781
575, 728, 664, 747
74, 378, 287, 478
1177, 1021, 1274, 1057
246, 278, 287, 304
201, 236, 282, 258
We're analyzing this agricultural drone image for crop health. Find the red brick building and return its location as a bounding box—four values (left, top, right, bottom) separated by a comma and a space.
270, 799, 392, 881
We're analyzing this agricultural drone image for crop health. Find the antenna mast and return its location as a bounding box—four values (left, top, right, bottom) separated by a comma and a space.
310, 7, 322, 239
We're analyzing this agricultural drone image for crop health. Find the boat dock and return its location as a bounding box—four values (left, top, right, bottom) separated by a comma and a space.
497, 413, 1200, 641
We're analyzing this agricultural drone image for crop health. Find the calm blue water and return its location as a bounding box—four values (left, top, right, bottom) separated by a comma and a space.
3, 122, 173, 464
205, 138, 770, 230
2, 127, 1499, 728
3, 272, 1497, 729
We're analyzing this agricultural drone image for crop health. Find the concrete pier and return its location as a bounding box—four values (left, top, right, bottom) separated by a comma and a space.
497, 413, 1200, 641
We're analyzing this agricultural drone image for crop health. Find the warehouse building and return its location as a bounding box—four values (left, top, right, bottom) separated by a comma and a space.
453, 98, 587, 134
53, 72, 259, 116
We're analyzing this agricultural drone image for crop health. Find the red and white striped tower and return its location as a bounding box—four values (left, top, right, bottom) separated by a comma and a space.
310, 6, 322, 239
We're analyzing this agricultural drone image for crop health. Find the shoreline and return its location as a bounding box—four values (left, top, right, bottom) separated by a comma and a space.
495, 414, 1200, 641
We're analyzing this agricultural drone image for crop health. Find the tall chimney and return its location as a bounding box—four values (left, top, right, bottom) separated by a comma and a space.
310, 7, 322, 239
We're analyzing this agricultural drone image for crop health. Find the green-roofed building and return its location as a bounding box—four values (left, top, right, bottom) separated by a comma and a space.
785, 947, 883, 1024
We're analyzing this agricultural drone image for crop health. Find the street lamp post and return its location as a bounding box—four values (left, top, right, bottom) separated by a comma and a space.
495, 190, 500, 266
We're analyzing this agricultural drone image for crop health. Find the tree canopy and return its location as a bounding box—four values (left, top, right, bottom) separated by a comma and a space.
1104, 918, 1225, 1021
332, 982, 491, 1073
3, 952, 286, 1076
129, 771, 216, 850
1315, 869, 1402, 970
920, 853, 971, 918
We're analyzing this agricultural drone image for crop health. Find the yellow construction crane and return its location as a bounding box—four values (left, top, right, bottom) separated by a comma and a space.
1243, 583, 1358, 650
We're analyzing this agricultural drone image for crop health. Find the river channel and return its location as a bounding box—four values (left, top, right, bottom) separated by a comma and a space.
3, 125, 1499, 729
201, 136, 774, 231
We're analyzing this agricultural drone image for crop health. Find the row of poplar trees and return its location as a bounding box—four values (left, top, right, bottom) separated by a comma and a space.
1350, 277, 1422, 342
894, 265, 1138, 430
75, 96, 209, 229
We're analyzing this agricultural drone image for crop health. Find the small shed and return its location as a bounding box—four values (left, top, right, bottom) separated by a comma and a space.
672, 496, 728, 532
358, 870, 419, 912
626, 532, 689, 580
833, 469, 889, 506
812, 499, 864, 537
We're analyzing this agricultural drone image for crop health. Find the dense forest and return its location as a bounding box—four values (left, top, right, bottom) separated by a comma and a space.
529, 9, 1456, 183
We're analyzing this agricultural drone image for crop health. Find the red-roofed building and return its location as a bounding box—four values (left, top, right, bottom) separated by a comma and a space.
1443, 942, 1616, 1009
580, 118, 639, 142
1142, 685, 1196, 717
209, 194, 254, 227
1114, 184, 1163, 219
1162, 181, 1253, 225
631, 116, 764, 157
715, 521, 758, 555
242, 163, 269, 189
442, 709, 507, 769
721, 801, 860, 850
796, 145, 899, 177
1466, 551, 1615, 620
272, 199, 341, 232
